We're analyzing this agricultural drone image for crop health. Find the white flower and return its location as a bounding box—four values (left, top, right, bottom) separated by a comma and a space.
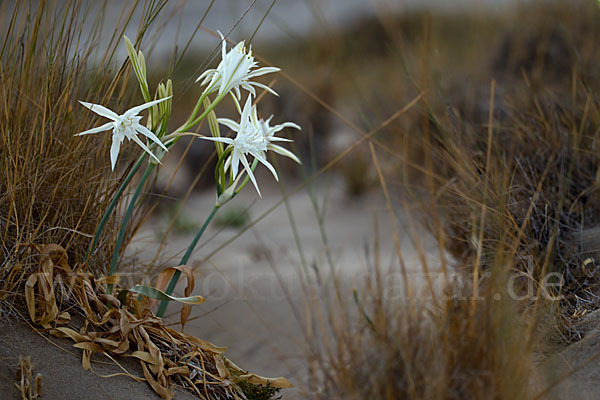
201, 96, 300, 197
196, 32, 279, 100
76, 97, 170, 170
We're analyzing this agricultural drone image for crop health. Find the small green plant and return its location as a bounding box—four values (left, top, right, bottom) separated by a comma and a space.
237, 382, 281, 400
214, 205, 252, 229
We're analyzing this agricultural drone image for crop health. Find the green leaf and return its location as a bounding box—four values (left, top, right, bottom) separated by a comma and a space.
126, 285, 205, 305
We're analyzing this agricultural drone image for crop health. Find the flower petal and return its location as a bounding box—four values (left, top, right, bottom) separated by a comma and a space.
76, 121, 115, 136
268, 143, 301, 164
254, 152, 278, 181
241, 84, 256, 98
79, 101, 119, 120
246, 81, 278, 97
136, 124, 168, 151
196, 68, 213, 83
265, 136, 293, 142
240, 96, 253, 126
245, 66, 280, 78
230, 92, 242, 114
130, 134, 162, 164
231, 148, 241, 180
199, 136, 233, 144
127, 96, 172, 116
240, 153, 261, 197
110, 135, 121, 171
218, 30, 226, 59
224, 154, 232, 172
271, 121, 301, 134
217, 118, 240, 133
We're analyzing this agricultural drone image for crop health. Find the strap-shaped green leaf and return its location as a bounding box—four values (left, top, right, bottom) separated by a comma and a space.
126, 285, 205, 304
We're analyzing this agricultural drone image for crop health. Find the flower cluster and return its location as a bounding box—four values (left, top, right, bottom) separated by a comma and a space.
77, 32, 300, 197
78, 33, 301, 317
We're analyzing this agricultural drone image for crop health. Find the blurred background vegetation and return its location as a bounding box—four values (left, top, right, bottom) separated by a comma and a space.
3, 0, 600, 399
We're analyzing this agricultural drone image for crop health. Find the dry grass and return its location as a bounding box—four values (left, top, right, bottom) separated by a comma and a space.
0, 2, 290, 399
286, 1, 600, 399
3, 0, 600, 399
0, 0, 138, 282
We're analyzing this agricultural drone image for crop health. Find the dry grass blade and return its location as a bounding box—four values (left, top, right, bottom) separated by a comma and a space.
15, 356, 42, 400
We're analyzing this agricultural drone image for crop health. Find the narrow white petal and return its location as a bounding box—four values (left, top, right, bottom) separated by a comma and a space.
240, 153, 261, 197
245, 66, 280, 78
218, 30, 226, 59
127, 96, 171, 116
202, 74, 220, 95
254, 152, 278, 181
234, 86, 242, 100
110, 136, 121, 171
217, 118, 240, 132
248, 81, 278, 96
230, 92, 242, 114
251, 106, 259, 124
199, 70, 216, 85
199, 136, 233, 144
196, 69, 212, 83
266, 136, 293, 142
231, 148, 241, 179
240, 96, 253, 125
130, 134, 162, 163
272, 122, 301, 133
242, 83, 256, 98
136, 124, 168, 151
204, 71, 218, 85
76, 121, 114, 136
268, 144, 301, 164
79, 101, 119, 120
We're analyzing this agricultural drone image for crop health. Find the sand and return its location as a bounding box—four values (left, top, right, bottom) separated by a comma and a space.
0, 317, 197, 400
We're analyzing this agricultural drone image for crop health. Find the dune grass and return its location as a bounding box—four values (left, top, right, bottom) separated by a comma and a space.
265, 1, 600, 398
3, 0, 600, 399
0, 1, 291, 399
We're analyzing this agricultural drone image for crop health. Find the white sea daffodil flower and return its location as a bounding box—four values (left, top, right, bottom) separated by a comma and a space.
77, 97, 171, 170
196, 32, 280, 101
202, 96, 300, 197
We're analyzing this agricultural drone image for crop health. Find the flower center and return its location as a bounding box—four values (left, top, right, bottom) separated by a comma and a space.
115, 115, 141, 138
234, 126, 266, 154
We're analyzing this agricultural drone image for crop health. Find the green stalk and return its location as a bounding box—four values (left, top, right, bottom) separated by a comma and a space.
85, 153, 147, 263
177, 93, 224, 133
185, 91, 209, 129
107, 163, 155, 295
156, 204, 219, 317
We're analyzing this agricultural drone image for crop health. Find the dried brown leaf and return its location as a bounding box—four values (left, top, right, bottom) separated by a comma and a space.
237, 374, 294, 389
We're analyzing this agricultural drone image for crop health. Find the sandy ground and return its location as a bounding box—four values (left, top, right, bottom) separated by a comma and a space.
125, 174, 442, 398
0, 318, 197, 400
0, 174, 441, 400
2, 175, 600, 399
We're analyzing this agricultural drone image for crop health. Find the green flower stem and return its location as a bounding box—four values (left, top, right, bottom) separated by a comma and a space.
107, 163, 155, 295
177, 93, 225, 133
214, 147, 233, 194
185, 91, 209, 128
156, 204, 220, 317
85, 153, 147, 263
